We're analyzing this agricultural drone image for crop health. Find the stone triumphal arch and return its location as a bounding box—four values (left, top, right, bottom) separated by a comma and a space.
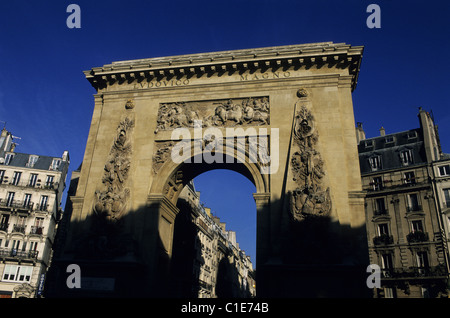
52, 42, 369, 297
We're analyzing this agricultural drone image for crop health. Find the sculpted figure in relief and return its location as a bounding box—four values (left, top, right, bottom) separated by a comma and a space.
290, 104, 331, 220
154, 97, 270, 133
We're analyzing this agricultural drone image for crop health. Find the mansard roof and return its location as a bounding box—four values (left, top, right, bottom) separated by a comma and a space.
358, 128, 428, 174
1, 152, 69, 172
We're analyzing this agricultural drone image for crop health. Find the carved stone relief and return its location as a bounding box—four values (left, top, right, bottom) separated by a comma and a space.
290, 93, 332, 220
154, 96, 270, 133
93, 116, 134, 223
164, 170, 184, 200
152, 141, 175, 174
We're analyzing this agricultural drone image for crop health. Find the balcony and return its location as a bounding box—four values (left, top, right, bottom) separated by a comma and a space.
12, 224, 26, 234
381, 265, 447, 279
373, 209, 389, 217
0, 199, 50, 213
35, 203, 49, 212
1, 179, 59, 190
406, 205, 423, 213
0, 200, 34, 212
373, 234, 394, 246
365, 177, 425, 192
406, 231, 429, 243
30, 226, 44, 235
0, 248, 39, 260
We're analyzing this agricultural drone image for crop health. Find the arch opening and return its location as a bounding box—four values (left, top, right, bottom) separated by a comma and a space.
170, 169, 257, 298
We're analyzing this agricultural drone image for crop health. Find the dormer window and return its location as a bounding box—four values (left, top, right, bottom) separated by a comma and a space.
4, 153, 14, 165
365, 140, 374, 148
50, 159, 61, 171
26, 155, 39, 168
385, 136, 394, 144
369, 155, 382, 171
407, 131, 417, 139
400, 149, 413, 166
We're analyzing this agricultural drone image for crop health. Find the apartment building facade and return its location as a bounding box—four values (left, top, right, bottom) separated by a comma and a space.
0, 127, 69, 297
358, 109, 449, 298
431, 158, 450, 269
171, 181, 256, 298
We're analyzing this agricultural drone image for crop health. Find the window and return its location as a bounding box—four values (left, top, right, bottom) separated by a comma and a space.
439, 165, 450, 176
29, 241, 38, 252
400, 150, 413, 166
365, 140, 374, 147
407, 131, 417, 139
26, 155, 39, 168
2, 265, 33, 282
32, 217, 44, 234
381, 253, 393, 269
377, 223, 389, 236
416, 251, 429, 272
372, 176, 383, 191
0, 215, 9, 231
375, 198, 387, 214
6, 192, 15, 206
385, 136, 394, 144
411, 220, 424, 233
17, 216, 26, 227
45, 175, 54, 187
0, 170, 4, 183
28, 173, 38, 187
11, 239, 21, 252
369, 156, 382, 171
383, 287, 396, 298
443, 189, 450, 208
407, 193, 420, 212
4, 153, 14, 165
23, 194, 32, 208
50, 159, 61, 171
11, 171, 21, 186
39, 196, 48, 211
404, 171, 416, 184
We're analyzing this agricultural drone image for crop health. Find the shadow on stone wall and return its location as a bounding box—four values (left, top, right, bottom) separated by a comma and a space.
44, 192, 371, 298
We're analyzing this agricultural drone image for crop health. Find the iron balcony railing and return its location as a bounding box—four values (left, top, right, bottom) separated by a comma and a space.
0, 223, 43, 235
0, 200, 50, 212
365, 177, 425, 192
373, 234, 394, 246
406, 231, 429, 243
1, 179, 59, 190
406, 205, 423, 213
30, 226, 44, 235
12, 224, 26, 234
0, 248, 39, 260
381, 265, 447, 279
0, 200, 34, 211
373, 208, 389, 216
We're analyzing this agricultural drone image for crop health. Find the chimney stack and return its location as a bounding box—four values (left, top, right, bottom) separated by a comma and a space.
355, 122, 366, 144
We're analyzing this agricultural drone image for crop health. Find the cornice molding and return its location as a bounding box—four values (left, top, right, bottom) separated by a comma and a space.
84, 42, 364, 92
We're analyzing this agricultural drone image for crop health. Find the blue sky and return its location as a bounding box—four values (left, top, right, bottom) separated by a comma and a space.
0, 0, 449, 265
